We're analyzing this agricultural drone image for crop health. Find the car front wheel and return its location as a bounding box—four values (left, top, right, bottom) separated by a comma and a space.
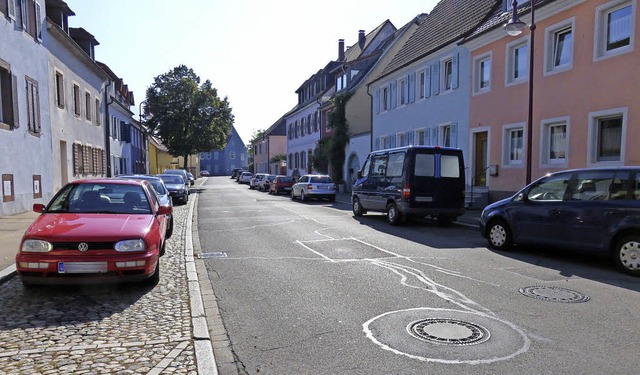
352, 197, 364, 217
301, 191, 308, 202
146, 259, 160, 286
613, 235, 640, 276
487, 219, 512, 250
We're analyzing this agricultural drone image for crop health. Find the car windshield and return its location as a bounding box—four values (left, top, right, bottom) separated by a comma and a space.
310, 176, 333, 183
47, 183, 152, 214
279, 177, 293, 183
159, 175, 184, 184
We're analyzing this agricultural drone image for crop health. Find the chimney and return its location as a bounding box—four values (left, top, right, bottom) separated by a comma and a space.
338, 39, 345, 61
358, 30, 365, 50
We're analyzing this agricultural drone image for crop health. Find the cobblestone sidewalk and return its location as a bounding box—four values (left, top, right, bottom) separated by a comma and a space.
0, 203, 199, 374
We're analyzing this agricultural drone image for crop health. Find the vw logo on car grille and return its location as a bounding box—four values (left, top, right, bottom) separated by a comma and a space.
77, 242, 89, 252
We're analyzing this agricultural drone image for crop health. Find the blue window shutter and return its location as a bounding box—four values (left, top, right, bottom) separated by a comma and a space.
374, 88, 380, 114
431, 63, 440, 95
425, 128, 430, 145
424, 66, 431, 98
450, 122, 458, 147
431, 127, 438, 145
408, 73, 416, 103
390, 135, 396, 148
452, 53, 459, 89
375, 137, 380, 150
408, 131, 414, 145
390, 81, 397, 109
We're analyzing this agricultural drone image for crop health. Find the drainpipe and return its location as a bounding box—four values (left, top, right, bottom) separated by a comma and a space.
104, 80, 113, 177
366, 84, 373, 153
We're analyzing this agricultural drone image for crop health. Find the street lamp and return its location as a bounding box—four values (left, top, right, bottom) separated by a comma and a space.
504, 0, 536, 184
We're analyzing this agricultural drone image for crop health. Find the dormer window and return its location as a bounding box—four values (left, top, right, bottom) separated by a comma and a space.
336, 73, 348, 92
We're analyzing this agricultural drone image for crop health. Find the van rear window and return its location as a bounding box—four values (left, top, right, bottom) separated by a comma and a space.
415, 154, 435, 176
441, 155, 460, 178
387, 153, 405, 177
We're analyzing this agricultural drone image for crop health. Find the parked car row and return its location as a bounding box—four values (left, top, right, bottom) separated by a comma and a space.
236, 172, 336, 201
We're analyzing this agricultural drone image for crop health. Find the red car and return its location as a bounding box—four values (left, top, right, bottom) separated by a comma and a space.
16, 179, 171, 287
269, 175, 295, 195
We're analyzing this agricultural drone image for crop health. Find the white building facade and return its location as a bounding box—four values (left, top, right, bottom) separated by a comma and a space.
0, 0, 55, 215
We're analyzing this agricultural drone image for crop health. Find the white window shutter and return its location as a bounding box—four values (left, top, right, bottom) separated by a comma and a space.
408, 73, 416, 103
374, 88, 380, 114
431, 63, 440, 95
375, 137, 380, 150
390, 81, 397, 109
8, 0, 16, 19
430, 127, 438, 145
11, 74, 19, 128
450, 122, 458, 147
424, 66, 431, 98
408, 131, 414, 145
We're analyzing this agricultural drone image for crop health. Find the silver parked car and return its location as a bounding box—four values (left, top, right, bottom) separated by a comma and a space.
249, 173, 268, 189
239, 171, 253, 184
291, 174, 336, 202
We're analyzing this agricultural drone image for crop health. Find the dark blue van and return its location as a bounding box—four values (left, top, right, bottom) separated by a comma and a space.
480, 167, 640, 276
351, 146, 465, 225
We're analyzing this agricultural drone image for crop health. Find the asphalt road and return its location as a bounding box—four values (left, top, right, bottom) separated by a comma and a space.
197, 176, 640, 375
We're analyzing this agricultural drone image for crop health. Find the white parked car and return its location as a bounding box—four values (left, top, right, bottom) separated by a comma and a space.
239, 171, 253, 184
249, 173, 268, 189
291, 174, 336, 202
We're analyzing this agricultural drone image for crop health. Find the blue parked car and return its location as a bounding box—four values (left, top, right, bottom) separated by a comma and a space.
480, 167, 640, 276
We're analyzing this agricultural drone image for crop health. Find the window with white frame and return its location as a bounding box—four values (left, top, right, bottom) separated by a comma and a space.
541, 118, 568, 165
415, 129, 425, 145
503, 124, 525, 166
73, 84, 81, 117
506, 38, 529, 85
418, 70, 426, 99
85, 91, 91, 121
381, 86, 389, 111
95, 98, 101, 125
594, 0, 634, 60
544, 19, 574, 75
230, 151, 236, 160
439, 124, 452, 147
379, 136, 390, 150
442, 58, 453, 91
397, 132, 407, 147
473, 53, 491, 94
55, 71, 64, 108
589, 109, 626, 164
399, 78, 407, 105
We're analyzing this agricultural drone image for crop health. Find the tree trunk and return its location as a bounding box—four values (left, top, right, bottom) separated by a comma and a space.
183, 153, 189, 171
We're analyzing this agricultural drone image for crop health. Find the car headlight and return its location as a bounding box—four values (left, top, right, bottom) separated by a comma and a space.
115, 239, 146, 252
21, 239, 53, 252
179, 189, 185, 194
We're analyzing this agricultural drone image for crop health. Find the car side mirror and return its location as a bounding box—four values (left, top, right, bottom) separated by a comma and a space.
33, 203, 45, 213
514, 192, 528, 202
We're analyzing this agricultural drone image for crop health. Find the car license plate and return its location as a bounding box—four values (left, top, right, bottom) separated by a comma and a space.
415, 196, 434, 202
321, 185, 332, 189
58, 262, 108, 274
285, 187, 292, 191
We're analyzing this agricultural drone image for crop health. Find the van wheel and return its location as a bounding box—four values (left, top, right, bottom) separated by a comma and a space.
386, 203, 402, 226
352, 197, 364, 217
613, 235, 640, 276
487, 219, 512, 250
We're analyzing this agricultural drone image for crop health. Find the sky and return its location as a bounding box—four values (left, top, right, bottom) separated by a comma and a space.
64, 0, 439, 144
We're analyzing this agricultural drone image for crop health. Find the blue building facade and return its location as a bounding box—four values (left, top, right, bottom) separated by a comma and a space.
200, 125, 248, 176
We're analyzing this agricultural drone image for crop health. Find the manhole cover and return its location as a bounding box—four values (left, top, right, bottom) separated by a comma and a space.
199, 252, 227, 258
519, 286, 589, 303
408, 318, 490, 346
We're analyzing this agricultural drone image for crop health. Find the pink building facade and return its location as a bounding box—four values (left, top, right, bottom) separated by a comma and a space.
465, 0, 638, 201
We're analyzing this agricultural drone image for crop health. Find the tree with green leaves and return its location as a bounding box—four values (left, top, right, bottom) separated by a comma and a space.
311, 92, 352, 183
144, 65, 234, 170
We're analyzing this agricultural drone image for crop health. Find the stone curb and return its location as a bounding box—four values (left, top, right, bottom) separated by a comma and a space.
186, 186, 219, 375
0, 264, 16, 285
